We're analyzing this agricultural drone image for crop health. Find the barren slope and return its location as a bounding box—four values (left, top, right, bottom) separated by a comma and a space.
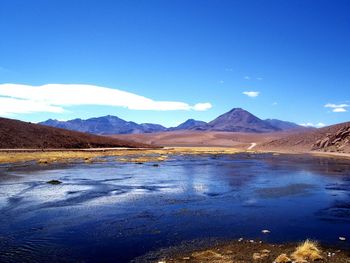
110, 130, 285, 148
0, 117, 151, 149
258, 122, 350, 153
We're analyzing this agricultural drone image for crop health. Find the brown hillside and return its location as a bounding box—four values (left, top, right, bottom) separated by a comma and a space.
0, 117, 151, 149
258, 122, 350, 153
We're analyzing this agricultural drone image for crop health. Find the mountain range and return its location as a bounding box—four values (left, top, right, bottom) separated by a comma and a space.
40, 108, 306, 135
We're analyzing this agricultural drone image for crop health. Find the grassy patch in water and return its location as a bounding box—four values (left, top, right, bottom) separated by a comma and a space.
46, 180, 62, 185
0, 147, 241, 165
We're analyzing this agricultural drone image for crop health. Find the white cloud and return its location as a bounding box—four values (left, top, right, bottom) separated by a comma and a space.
256, 77, 263, 81
0, 97, 64, 115
244, 76, 251, 80
192, 102, 212, 111
300, 122, 326, 128
300, 123, 314, 127
272, 102, 278, 106
324, 103, 349, 112
242, 91, 260, 98
218, 80, 224, 84
324, 103, 349, 108
333, 107, 347, 112
316, 122, 326, 127
0, 83, 212, 115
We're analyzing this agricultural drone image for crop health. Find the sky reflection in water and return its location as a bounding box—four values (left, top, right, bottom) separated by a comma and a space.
0, 153, 350, 262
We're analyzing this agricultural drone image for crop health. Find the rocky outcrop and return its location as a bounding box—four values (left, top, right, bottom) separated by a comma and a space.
312, 126, 350, 152
258, 121, 350, 154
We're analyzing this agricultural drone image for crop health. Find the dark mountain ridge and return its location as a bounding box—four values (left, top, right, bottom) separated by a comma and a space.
40, 108, 305, 134
41, 115, 166, 135
264, 119, 302, 131
168, 119, 207, 131
202, 108, 280, 133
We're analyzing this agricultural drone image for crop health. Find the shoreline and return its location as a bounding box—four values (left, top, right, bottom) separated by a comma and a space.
133, 238, 350, 263
254, 149, 350, 160
0, 147, 350, 164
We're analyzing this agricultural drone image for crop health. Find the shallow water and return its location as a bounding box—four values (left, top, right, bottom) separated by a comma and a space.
0, 153, 350, 262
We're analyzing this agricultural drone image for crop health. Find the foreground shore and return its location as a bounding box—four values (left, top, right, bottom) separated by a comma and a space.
134, 239, 350, 263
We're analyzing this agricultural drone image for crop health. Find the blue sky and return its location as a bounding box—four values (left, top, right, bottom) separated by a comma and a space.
0, 0, 349, 127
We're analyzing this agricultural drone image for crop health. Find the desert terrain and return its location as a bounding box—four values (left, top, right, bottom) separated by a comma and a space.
110, 130, 285, 148
111, 121, 350, 156
1, 120, 349, 164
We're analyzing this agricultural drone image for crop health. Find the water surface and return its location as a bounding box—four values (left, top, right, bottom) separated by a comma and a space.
1, 153, 350, 262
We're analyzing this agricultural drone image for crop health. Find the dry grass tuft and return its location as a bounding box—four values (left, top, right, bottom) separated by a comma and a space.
253, 249, 271, 261
117, 155, 168, 163
291, 240, 323, 262
274, 253, 292, 263
190, 249, 233, 262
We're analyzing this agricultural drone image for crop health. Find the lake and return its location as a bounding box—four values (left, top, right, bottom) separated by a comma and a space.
0, 153, 350, 262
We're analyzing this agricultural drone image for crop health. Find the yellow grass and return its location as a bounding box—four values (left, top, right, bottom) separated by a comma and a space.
291, 240, 323, 262
117, 155, 168, 163
191, 250, 232, 262
274, 253, 292, 263
0, 147, 241, 164
252, 249, 271, 261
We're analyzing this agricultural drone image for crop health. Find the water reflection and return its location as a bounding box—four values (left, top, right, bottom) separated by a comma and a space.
0, 154, 350, 262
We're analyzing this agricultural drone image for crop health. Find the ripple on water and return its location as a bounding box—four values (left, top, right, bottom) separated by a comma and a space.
0, 236, 74, 263
255, 183, 315, 198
